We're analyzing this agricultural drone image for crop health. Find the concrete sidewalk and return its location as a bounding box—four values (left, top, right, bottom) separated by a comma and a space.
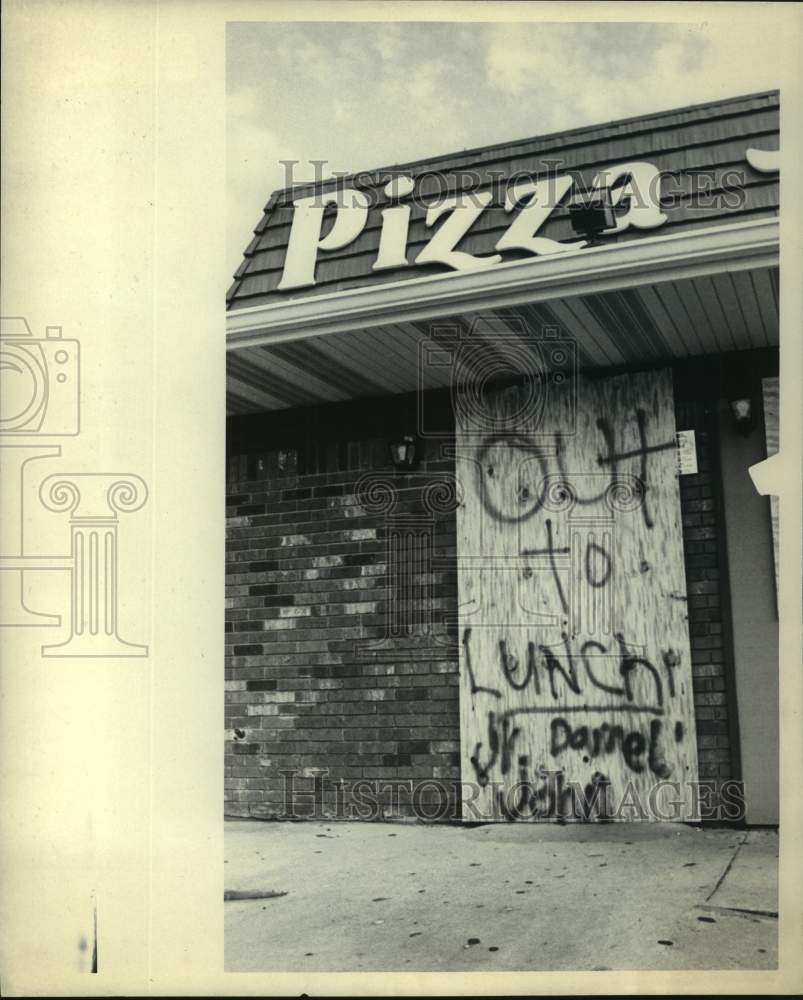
224, 819, 777, 972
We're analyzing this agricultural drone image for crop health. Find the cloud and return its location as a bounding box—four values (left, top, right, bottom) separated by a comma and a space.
483, 20, 780, 133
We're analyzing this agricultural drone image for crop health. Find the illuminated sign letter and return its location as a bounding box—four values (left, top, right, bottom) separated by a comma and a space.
415, 190, 501, 271
592, 162, 667, 234
496, 175, 587, 255
277, 189, 369, 290
746, 147, 779, 172
373, 176, 415, 272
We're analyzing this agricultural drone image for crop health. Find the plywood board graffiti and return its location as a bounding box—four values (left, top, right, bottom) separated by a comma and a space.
456, 366, 699, 821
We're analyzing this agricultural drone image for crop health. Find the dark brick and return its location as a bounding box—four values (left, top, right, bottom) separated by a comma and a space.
342, 553, 375, 566
233, 644, 263, 656
396, 688, 428, 701
262, 595, 296, 608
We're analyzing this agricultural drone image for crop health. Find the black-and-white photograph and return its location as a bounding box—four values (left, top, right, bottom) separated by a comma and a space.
5, 3, 803, 996
223, 18, 781, 973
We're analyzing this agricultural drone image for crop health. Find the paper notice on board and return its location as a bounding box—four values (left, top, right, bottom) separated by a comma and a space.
676, 429, 698, 476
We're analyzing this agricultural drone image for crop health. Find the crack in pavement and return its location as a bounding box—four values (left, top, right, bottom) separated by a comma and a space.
224, 889, 288, 901
696, 903, 778, 920
704, 832, 747, 903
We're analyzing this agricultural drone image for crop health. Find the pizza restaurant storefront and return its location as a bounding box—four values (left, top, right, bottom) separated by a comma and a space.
224, 91, 780, 826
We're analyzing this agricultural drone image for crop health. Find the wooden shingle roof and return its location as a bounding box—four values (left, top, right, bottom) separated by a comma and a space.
227, 90, 779, 311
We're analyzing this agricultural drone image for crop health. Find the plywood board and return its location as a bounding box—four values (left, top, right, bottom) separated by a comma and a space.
455, 366, 699, 821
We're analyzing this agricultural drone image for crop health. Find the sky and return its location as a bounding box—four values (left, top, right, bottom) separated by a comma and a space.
226, 16, 786, 282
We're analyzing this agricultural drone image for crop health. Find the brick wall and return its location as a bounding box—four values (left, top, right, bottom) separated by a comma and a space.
675, 396, 739, 814
225, 393, 461, 820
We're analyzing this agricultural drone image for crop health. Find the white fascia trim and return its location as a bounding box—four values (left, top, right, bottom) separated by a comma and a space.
226, 217, 779, 350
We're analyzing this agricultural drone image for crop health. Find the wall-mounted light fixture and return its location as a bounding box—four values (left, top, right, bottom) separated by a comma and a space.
729, 395, 756, 437
388, 434, 420, 470
567, 187, 616, 245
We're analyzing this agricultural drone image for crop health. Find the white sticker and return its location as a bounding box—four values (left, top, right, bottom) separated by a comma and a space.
676, 430, 698, 476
